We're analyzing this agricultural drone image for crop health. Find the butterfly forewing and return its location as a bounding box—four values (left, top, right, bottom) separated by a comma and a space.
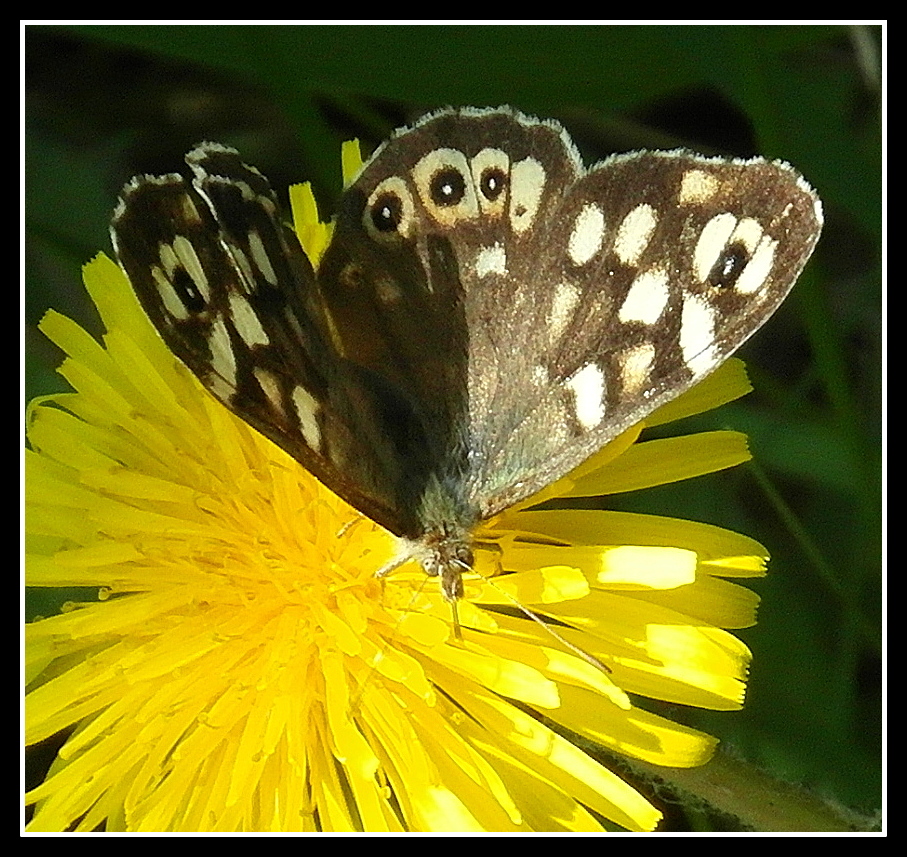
111, 107, 822, 599
112, 147, 425, 538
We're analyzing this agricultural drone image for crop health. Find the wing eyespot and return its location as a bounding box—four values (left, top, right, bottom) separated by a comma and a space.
370, 191, 406, 232
479, 167, 507, 203
171, 266, 209, 313
364, 175, 415, 242
707, 242, 750, 290
429, 167, 467, 207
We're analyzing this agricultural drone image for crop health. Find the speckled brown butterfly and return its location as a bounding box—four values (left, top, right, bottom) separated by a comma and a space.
111, 106, 823, 603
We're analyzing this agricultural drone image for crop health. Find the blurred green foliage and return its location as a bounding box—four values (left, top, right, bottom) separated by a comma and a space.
25, 23, 882, 829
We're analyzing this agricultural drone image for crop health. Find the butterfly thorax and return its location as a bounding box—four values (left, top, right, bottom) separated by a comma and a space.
406, 470, 479, 601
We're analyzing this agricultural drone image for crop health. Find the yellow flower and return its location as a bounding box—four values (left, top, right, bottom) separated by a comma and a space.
25, 146, 766, 833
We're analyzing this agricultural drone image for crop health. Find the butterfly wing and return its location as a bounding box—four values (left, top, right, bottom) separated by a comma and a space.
112, 110, 822, 546
111, 144, 422, 537
469, 147, 824, 517
314, 109, 822, 524
315, 109, 589, 529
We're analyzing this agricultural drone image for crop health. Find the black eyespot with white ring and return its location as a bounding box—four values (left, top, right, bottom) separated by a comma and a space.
413, 148, 478, 226
694, 212, 777, 296
479, 167, 507, 203
156, 235, 212, 317
371, 192, 405, 232
364, 176, 415, 242
470, 148, 510, 217
707, 243, 750, 289
430, 168, 466, 207
171, 265, 209, 312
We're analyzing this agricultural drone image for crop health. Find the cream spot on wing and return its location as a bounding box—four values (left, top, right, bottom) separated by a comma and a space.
151, 265, 189, 320
292, 385, 322, 451
248, 228, 278, 286
233, 180, 254, 202
618, 266, 670, 325
730, 217, 764, 254
208, 316, 237, 386
566, 363, 606, 431
694, 212, 737, 283
679, 169, 720, 204
735, 236, 778, 295
253, 367, 283, 415
568, 203, 605, 266
284, 305, 307, 347
207, 375, 233, 405
548, 281, 581, 343
509, 157, 545, 233
475, 243, 507, 277
231, 245, 255, 292
618, 343, 656, 396
229, 292, 269, 346
172, 235, 211, 302
614, 203, 658, 266
178, 193, 203, 225
159, 242, 179, 277
680, 294, 719, 377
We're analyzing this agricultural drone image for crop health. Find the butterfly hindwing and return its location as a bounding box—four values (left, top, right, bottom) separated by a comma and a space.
470, 147, 823, 517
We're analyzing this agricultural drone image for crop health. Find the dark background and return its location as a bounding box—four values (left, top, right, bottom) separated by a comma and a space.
25, 24, 882, 830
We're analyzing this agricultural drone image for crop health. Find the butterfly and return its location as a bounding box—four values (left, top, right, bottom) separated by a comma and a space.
110, 106, 823, 603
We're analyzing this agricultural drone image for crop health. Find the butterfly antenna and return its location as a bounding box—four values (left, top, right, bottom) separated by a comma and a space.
474, 571, 612, 675
450, 599, 462, 640
449, 554, 476, 641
